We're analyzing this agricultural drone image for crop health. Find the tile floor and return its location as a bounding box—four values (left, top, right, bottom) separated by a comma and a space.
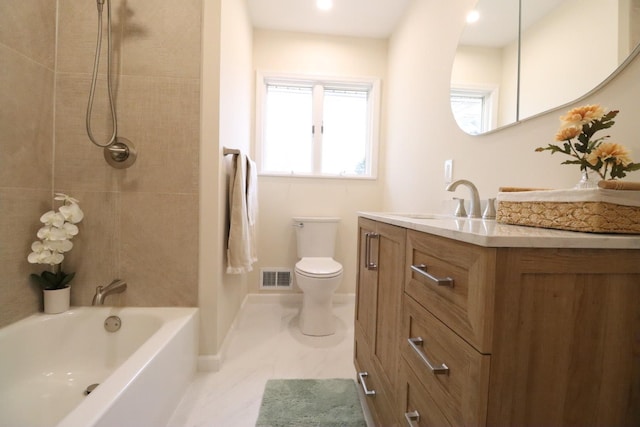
167, 296, 369, 427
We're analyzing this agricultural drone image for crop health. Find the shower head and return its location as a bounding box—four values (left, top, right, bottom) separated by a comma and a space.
96, 0, 105, 13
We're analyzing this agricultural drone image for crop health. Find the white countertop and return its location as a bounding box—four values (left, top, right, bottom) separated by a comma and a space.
359, 212, 640, 249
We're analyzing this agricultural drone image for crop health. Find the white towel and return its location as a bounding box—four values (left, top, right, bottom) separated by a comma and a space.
226, 153, 258, 274
246, 156, 258, 263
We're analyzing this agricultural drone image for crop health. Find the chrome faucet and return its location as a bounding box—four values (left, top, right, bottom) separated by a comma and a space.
446, 179, 481, 218
92, 279, 127, 305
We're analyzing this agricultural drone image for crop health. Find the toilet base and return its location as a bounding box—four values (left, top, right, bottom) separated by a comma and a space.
299, 295, 336, 336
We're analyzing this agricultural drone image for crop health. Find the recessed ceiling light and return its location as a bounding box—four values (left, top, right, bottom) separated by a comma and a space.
466, 10, 480, 24
317, 0, 333, 11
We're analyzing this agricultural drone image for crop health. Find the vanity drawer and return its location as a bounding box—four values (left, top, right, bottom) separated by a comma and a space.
401, 295, 490, 426
399, 362, 453, 426
405, 230, 495, 353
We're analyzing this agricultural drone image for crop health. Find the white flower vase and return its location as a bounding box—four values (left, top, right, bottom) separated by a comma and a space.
574, 170, 599, 190
43, 287, 70, 314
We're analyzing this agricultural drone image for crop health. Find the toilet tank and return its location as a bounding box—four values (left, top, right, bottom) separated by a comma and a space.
292, 217, 340, 258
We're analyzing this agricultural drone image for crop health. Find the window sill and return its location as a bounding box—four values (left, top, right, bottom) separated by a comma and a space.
258, 172, 377, 181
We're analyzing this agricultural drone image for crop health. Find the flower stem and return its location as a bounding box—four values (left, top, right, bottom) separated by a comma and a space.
566, 139, 589, 171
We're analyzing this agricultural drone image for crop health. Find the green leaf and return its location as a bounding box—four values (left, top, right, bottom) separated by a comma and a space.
30, 273, 49, 289
59, 272, 75, 287
610, 164, 627, 179
561, 160, 583, 166
535, 144, 571, 155
607, 162, 640, 180
42, 270, 57, 282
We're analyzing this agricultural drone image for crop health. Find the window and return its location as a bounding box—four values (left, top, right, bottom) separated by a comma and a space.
256, 72, 380, 178
450, 86, 497, 135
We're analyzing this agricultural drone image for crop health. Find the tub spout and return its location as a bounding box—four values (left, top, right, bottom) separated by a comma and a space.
92, 279, 127, 306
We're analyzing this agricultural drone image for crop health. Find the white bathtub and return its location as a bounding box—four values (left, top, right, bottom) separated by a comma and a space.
0, 306, 198, 427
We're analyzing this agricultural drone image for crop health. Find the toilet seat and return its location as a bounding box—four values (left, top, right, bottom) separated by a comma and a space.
295, 257, 343, 279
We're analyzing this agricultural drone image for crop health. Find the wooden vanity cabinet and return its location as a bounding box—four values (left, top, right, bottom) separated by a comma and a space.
354, 217, 406, 425
355, 217, 640, 426
403, 230, 640, 426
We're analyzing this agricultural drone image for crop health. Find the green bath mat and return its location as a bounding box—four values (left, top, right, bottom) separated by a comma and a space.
255, 378, 367, 427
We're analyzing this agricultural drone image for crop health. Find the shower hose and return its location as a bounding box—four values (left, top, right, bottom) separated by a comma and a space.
86, 0, 117, 148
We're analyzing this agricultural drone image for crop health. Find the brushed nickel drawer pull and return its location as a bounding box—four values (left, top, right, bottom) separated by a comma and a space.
357, 371, 376, 396
364, 233, 379, 271
404, 410, 420, 426
410, 264, 454, 287
407, 337, 449, 375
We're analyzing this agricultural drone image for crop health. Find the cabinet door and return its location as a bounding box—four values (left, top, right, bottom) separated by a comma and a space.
355, 217, 406, 425
488, 247, 640, 426
371, 221, 406, 395
355, 334, 398, 427
355, 217, 379, 349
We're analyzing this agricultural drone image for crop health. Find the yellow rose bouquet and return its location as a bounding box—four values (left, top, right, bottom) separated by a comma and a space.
535, 104, 640, 180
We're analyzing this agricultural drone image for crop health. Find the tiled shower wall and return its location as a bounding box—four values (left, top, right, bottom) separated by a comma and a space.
0, 0, 202, 327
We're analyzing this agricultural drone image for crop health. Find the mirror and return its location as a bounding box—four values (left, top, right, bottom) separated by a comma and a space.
451, 0, 640, 135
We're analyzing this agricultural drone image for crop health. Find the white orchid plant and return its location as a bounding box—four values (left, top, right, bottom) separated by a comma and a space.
28, 193, 84, 290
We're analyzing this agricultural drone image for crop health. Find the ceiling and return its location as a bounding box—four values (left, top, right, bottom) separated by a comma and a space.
246, 0, 411, 39
247, 0, 566, 46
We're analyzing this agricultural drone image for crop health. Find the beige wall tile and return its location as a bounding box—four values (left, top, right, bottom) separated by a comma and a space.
56, 190, 120, 306
121, 0, 202, 78
0, 0, 56, 69
0, 189, 51, 327
117, 76, 200, 194
2, 0, 202, 328
119, 192, 198, 307
0, 46, 53, 189
55, 73, 200, 194
55, 73, 126, 192
56, 0, 123, 74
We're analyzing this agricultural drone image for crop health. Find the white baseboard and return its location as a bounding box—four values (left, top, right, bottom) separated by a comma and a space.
197, 292, 355, 372
197, 354, 222, 372
245, 292, 355, 304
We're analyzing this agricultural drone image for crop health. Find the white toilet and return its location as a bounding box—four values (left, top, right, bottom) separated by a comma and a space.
293, 217, 343, 336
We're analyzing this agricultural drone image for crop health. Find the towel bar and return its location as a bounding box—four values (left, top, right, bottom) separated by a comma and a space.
223, 147, 241, 156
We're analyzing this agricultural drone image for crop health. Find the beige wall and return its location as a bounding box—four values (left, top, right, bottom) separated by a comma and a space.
199, 0, 254, 359
384, 0, 640, 212
0, 0, 202, 328
0, 0, 56, 326
250, 30, 388, 294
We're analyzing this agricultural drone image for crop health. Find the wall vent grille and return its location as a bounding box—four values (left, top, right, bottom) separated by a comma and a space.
260, 269, 292, 289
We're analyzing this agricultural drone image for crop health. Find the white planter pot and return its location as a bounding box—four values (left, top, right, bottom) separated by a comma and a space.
43, 287, 70, 314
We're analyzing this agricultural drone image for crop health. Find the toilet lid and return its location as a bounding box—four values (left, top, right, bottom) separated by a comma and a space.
295, 257, 343, 278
